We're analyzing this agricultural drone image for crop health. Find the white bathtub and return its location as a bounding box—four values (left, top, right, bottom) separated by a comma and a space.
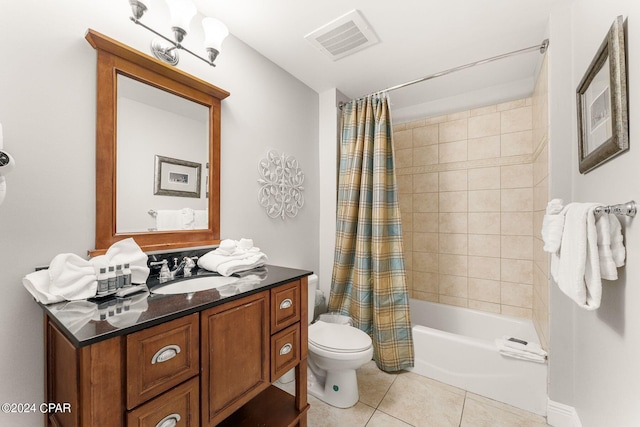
407, 299, 547, 415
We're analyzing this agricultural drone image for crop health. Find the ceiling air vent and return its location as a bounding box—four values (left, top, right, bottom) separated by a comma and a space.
304, 10, 379, 61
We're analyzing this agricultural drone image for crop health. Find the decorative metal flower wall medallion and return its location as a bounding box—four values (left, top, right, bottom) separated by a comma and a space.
257, 149, 305, 219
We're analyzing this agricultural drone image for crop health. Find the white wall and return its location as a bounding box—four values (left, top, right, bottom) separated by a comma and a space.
0, 1, 318, 425
548, 1, 640, 425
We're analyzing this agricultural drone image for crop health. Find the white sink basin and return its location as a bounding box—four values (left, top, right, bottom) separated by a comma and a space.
152, 275, 238, 295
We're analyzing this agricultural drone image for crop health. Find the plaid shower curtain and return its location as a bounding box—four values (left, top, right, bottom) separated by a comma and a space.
328, 94, 414, 372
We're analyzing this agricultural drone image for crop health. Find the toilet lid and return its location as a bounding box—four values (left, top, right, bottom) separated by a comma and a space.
309, 321, 372, 353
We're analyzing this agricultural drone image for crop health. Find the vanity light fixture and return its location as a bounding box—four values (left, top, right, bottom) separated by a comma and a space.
128, 0, 229, 67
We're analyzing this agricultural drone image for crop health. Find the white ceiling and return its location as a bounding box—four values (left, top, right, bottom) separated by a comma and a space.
194, 0, 566, 111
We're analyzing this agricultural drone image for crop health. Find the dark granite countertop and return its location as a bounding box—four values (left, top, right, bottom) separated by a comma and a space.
40, 264, 312, 348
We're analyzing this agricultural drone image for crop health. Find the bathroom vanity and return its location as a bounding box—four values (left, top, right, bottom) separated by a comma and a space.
40, 264, 311, 427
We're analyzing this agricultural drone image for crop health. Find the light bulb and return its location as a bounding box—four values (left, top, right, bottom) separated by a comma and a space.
202, 17, 229, 52
165, 0, 197, 42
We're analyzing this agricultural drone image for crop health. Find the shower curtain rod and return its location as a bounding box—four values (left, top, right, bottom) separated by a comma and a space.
339, 39, 549, 108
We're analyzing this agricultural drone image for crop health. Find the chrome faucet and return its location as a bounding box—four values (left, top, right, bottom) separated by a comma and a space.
150, 260, 171, 281
183, 256, 198, 276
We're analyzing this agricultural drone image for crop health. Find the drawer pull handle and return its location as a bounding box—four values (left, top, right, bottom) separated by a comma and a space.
280, 343, 292, 356
155, 413, 181, 427
279, 298, 293, 310
151, 345, 181, 364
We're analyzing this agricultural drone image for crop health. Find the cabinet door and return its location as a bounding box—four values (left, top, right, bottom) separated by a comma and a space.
201, 291, 270, 426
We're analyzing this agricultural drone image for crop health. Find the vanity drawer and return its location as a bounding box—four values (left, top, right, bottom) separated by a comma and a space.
127, 376, 199, 427
271, 323, 300, 381
126, 313, 199, 409
271, 280, 300, 332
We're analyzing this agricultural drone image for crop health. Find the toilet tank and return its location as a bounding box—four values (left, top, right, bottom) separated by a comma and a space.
308, 274, 319, 324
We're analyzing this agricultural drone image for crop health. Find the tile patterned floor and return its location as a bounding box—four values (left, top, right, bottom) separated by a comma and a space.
277, 361, 549, 427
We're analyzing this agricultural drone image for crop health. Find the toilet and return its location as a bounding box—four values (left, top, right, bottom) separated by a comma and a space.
306, 275, 373, 408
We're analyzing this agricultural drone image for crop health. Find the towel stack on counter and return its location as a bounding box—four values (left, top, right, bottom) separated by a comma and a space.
22, 238, 150, 305
541, 199, 626, 310
495, 337, 547, 363
198, 238, 268, 277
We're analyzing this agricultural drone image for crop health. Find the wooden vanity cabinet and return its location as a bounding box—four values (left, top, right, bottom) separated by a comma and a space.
44, 276, 309, 427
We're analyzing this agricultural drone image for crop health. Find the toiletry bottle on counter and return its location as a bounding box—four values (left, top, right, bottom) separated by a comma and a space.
107, 266, 116, 292
115, 265, 124, 289
123, 263, 132, 287
97, 267, 108, 295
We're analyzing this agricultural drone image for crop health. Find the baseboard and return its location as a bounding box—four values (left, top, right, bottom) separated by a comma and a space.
547, 399, 582, 427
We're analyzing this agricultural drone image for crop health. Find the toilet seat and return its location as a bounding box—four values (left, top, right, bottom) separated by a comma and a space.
309, 321, 372, 353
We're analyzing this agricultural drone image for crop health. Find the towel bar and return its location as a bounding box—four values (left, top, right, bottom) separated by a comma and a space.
594, 200, 636, 217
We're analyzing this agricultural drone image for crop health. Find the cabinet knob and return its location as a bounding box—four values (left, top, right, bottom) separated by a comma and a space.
279, 343, 292, 356
279, 298, 293, 310
151, 345, 181, 364
155, 413, 181, 427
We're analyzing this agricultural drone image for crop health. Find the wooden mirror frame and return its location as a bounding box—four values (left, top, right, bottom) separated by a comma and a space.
86, 29, 229, 255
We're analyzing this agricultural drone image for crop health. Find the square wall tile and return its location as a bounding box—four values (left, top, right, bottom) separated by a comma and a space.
413, 193, 439, 212
501, 212, 533, 236
413, 272, 439, 294
439, 191, 468, 212
468, 167, 500, 190
439, 118, 468, 142
501, 188, 533, 212
501, 282, 533, 308
468, 112, 501, 138
468, 234, 500, 257
414, 172, 439, 193
501, 235, 533, 260
439, 233, 468, 255
469, 212, 501, 235
468, 299, 501, 314
413, 252, 439, 273
414, 213, 439, 232
439, 254, 468, 276
501, 130, 533, 157
500, 164, 533, 189
413, 125, 439, 146
468, 256, 501, 280
439, 170, 468, 192
469, 190, 501, 212
469, 104, 497, 116
439, 275, 468, 297
501, 259, 533, 284
439, 213, 468, 234
413, 291, 439, 303
502, 305, 532, 319
439, 140, 468, 163
395, 148, 413, 168
394, 129, 412, 149
439, 295, 468, 308
397, 174, 413, 194
468, 278, 501, 303
468, 135, 500, 160
413, 145, 438, 166
501, 106, 533, 134
413, 232, 438, 253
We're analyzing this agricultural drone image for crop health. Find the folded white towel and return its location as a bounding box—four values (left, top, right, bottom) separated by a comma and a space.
542, 199, 565, 253
198, 238, 267, 276
609, 214, 625, 267
596, 213, 617, 280
498, 336, 547, 357
194, 210, 208, 229
156, 210, 183, 231
494, 338, 547, 363
22, 238, 150, 304
551, 203, 602, 310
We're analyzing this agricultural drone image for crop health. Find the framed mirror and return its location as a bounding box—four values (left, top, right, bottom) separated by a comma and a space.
86, 29, 229, 254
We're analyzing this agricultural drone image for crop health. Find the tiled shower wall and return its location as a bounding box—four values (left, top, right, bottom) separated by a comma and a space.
395, 70, 548, 333
532, 55, 550, 350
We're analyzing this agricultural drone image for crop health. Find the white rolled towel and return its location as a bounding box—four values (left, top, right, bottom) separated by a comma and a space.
609, 214, 625, 267
596, 213, 617, 280
542, 199, 565, 253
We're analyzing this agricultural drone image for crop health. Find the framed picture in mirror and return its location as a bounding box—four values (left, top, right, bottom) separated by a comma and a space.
154, 155, 202, 198
576, 15, 628, 174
